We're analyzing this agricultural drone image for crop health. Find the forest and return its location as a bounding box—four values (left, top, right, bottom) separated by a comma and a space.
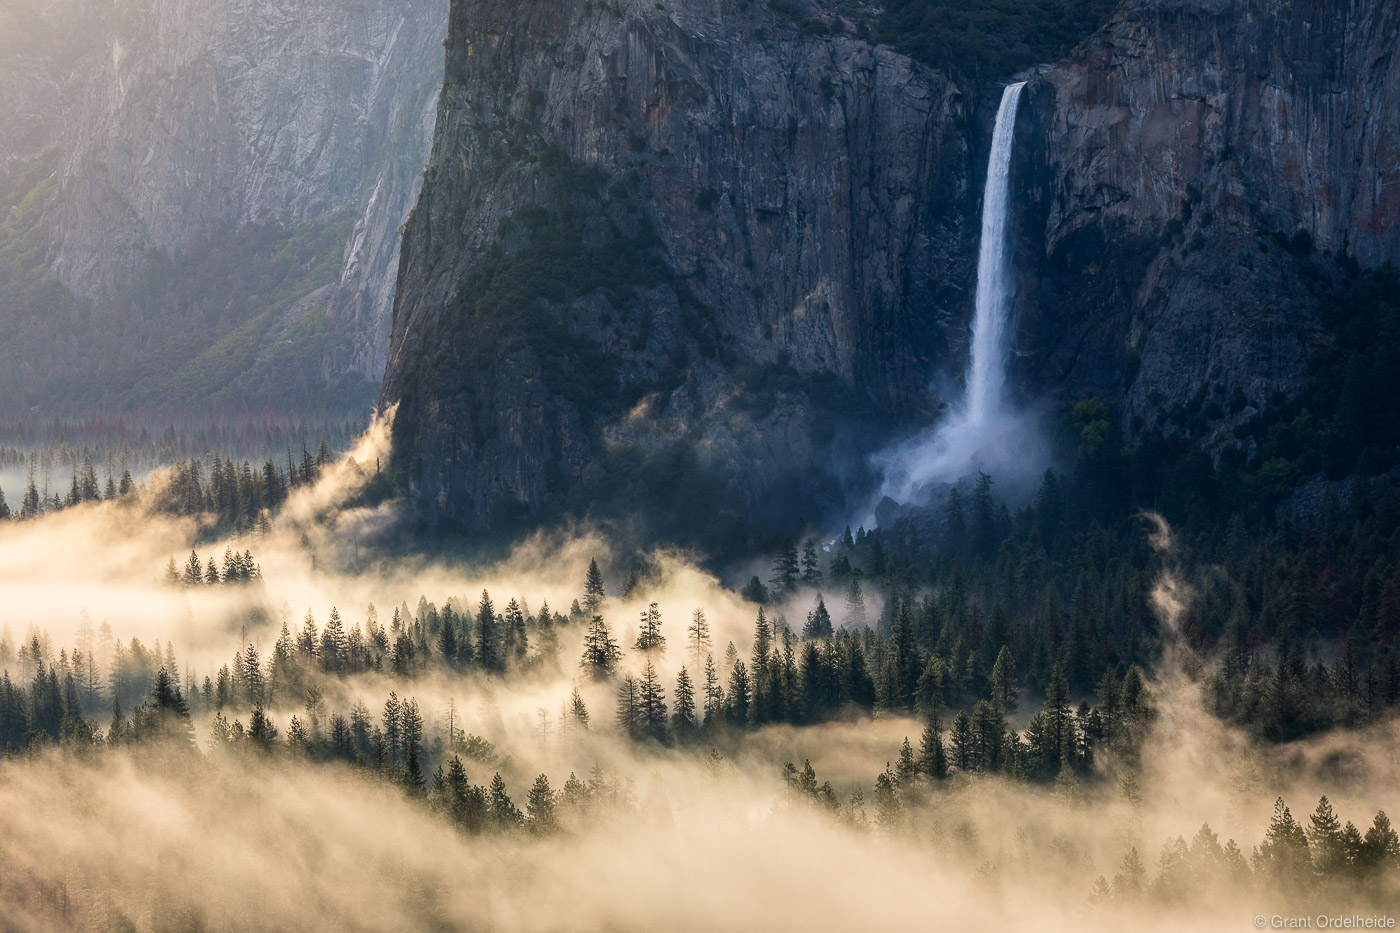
0, 405, 1394, 929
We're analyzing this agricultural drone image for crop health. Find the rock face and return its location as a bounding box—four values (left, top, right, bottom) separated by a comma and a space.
1015, 0, 1400, 435
2, 0, 447, 386
383, 0, 979, 535
383, 0, 1400, 534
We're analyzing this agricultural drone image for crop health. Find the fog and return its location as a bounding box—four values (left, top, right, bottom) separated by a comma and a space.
0, 419, 1394, 932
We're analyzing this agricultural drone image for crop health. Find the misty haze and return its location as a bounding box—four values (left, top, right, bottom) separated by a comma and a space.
0, 0, 1398, 931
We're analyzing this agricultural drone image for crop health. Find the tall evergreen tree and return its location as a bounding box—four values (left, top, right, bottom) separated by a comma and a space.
687, 609, 712, 671
634, 603, 665, 653
583, 559, 606, 615
804, 594, 834, 639
579, 616, 622, 680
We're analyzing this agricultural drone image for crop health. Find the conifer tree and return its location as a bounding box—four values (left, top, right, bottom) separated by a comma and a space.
634, 603, 665, 653
20, 475, 40, 518
183, 551, 203, 587
804, 594, 834, 639
579, 615, 622, 680
918, 716, 949, 780
567, 685, 590, 731
320, 608, 346, 673
843, 578, 866, 628
1254, 797, 1314, 887
246, 704, 278, 751
990, 646, 1018, 713
637, 661, 669, 743
476, 591, 500, 672
687, 609, 712, 671
527, 774, 558, 834
949, 711, 975, 771
489, 773, 522, 829
583, 559, 606, 615
726, 660, 751, 727
672, 666, 697, 741
615, 675, 641, 740
873, 765, 902, 831
770, 538, 800, 595
800, 538, 823, 587
1361, 811, 1400, 875
702, 653, 724, 728
1113, 848, 1147, 898
1307, 796, 1345, 876
895, 737, 917, 785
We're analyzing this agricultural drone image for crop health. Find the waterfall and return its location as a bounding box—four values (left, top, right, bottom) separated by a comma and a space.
966, 80, 1027, 426
870, 80, 1040, 511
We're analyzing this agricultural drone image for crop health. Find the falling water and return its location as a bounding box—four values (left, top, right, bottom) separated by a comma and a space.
870, 81, 1037, 509
966, 80, 1027, 425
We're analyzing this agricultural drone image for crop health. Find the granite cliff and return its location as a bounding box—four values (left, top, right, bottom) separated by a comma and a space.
382, 0, 1399, 537
1016, 0, 1400, 443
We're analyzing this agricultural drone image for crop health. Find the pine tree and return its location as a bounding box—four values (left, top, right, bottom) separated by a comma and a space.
770, 538, 800, 595
438, 611, 459, 667
320, 608, 346, 673
804, 594, 834, 639
20, 475, 40, 519
1307, 796, 1345, 876
579, 616, 622, 680
1361, 811, 1400, 876
637, 661, 669, 743
583, 559, 606, 615
800, 538, 823, 587
246, 704, 278, 751
918, 716, 948, 780
1254, 797, 1314, 887
182, 551, 203, 587
991, 646, 1018, 713
476, 590, 500, 672
949, 711, 975, 771
568, 685, 590, 731
726, 660, 751, 727
1113, 848, 1147, 898
615, 675, 641, 740
687, 609, 712, 671
634, 603, 665, 653
843, 578, 866, 628
873, 765, 902, 831
489, 773, 522, 829
702, 653, 724, 728
527, 774, 558, 834
895, 737, 917, 785
672, 666, 697, 740
890, 600, 919, 708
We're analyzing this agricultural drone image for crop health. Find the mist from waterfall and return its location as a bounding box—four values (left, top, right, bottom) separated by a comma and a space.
870, 81, 1049, 513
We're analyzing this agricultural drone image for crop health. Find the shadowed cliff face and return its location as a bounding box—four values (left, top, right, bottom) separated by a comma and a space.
383, 0, 1400, 538
382, 0, 977, 538
1016, 0, 1400, 438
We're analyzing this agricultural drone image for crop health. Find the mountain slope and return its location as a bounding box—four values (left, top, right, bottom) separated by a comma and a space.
0, 0, 448, 417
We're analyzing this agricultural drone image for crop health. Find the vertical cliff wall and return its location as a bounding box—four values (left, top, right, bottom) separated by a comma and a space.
1017, 0, 1400, 438
382, 0, 976, 536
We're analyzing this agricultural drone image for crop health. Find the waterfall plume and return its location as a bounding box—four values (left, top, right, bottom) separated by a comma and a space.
871, 81, 1048, 512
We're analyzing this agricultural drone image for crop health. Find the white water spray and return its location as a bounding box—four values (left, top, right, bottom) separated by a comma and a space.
966, 81, 1027, 426
871, 81, 1043, 509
